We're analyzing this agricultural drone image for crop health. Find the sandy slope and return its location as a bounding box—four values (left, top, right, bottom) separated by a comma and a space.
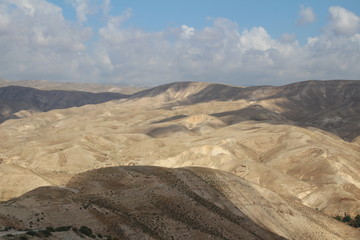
0, 97, 359, 218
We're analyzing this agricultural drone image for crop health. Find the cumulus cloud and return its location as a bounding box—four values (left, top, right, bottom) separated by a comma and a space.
4, 0, 62, 16
181, 25, 195, 39
0, 1, 359, 86
327, 6, 360, 36
67, 0, 110, 22
0, 0, 92, 81
67, 0, 90, 22
297, 5, 316, 25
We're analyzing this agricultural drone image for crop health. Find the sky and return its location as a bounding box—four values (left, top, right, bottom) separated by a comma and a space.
0, 1, 359, 86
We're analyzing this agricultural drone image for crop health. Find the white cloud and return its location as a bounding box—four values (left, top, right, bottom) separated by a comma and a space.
240, 27, 275, 51
98, 8, 132, 42
327, 6, 360, 36
103, 0, 111, 15
67, 0, 89, 22
181, 25, 195, 39
0, 1, 359, 86
0, 0, 92, 81
0, 12, 9, 31
297, 5, 316, 25
5, 0, 62, 16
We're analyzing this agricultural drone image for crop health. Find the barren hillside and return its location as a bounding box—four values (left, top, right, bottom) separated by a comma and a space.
1, 166, 358, 240
0, 80, 360, 239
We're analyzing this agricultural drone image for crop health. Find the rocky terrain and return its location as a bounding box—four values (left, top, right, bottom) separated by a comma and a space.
131, 80, 360, 140
0, 79, 360, 239
1, 166, 359, 240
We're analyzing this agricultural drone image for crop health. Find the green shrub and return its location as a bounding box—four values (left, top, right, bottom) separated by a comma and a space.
46, 226, 55, 232
4, 226, 14, 231
39, 229, 52, 237
350, 215, 360, 228
26, 230, 39, 236
54, 226, 71, 232
342, 215, 352, 223
79, 226, 93, 237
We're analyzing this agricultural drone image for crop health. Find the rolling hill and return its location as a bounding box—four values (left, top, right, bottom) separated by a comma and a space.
0, 79, 360, 239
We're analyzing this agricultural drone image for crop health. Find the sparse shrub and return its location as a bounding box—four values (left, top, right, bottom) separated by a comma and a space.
350, 214, 360, 228
79, 226, 93, 237
342, 215, 352, 223
46, 226, 55, 232
26, 230, 39, 236
54, 226, 71, 232
334, 214, 360, 228
39, 229, 52, 237
19, 236, 28, 240
4, 226, 14, 231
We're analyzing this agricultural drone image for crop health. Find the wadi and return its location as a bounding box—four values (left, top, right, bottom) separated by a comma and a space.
0, 79, 359, 239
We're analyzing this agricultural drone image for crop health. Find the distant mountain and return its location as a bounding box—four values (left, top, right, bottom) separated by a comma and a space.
0, 86, 129, 123
0, 166, 358, 240
0, 79, 146, 94
130, 80, 360, 140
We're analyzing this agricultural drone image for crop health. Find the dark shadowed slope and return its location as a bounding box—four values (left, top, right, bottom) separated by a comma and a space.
0, 86, 129, 123
1, 166, 359, 240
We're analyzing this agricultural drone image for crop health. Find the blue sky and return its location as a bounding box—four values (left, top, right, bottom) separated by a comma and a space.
1, 0, 360, 86
52, 0, 360, 44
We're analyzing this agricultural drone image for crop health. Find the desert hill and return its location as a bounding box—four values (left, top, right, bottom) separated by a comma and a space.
1, 166, 359, 240
2, 79, 360, 139
0, 79, 145, 94
1, 79, 360, 239
1, 87, 360, 217
0, 86, 129, 123
131, 80, 360, 140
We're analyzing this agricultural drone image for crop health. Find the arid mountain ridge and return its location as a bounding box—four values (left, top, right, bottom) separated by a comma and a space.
1, 79, 360, 140
0, 79, 145, 94
0, 79, 360, 239
131, 80, 360, 140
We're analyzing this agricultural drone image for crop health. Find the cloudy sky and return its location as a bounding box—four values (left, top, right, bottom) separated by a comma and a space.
0, 0, 359, 86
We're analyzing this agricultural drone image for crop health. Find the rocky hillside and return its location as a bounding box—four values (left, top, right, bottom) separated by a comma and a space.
0, 166, 358, 240
131, 80, 360, 140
